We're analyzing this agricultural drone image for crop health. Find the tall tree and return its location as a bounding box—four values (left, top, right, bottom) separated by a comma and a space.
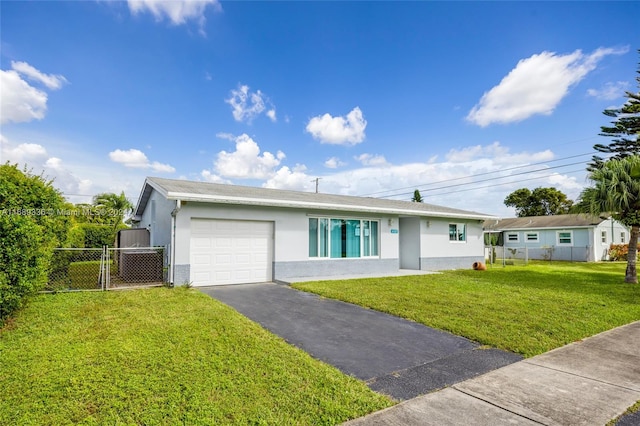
577, 155, 640, 283
411, 189, 423, 202
504, 187, 573, 217
590, 49, 640, 170
93, 191, 133, 230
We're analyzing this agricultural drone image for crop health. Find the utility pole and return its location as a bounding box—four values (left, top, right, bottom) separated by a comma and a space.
311, 178, 322, 193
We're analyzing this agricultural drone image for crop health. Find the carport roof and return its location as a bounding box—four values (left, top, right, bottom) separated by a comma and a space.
134, 177, 495, 221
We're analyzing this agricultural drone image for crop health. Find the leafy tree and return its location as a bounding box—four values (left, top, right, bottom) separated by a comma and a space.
504, 187, 574, 217
411, 189, 423, 202
590, 50, 640, 170
577, 155, 640, 283
64, 193, 132, 248
0, 163, 70, 323
93, 191, 133, 230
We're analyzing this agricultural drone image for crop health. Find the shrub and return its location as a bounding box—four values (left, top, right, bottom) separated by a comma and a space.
79, 223, 115, 248
609, 244, 640, 261
0, 163, 69, 324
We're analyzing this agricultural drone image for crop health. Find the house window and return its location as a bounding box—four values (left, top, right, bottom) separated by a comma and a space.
525, 232, 539, 243
309, 218, 378, 258
621, 232, 626, 243
557, 231, 573, 246
601, 231, 607, 244
449, 223, 466, 242
506, 232, 519, 243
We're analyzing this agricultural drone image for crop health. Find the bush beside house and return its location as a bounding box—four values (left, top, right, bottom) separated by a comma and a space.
609, 244, 640, 262
0, 164, 71, 324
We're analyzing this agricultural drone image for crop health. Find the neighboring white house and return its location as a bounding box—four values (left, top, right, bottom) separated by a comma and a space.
132, 177, 495, 286
483, 214, 630, 262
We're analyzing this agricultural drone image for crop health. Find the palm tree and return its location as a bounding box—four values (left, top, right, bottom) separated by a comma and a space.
577, 155, 640, 283
93, 191, 133, 230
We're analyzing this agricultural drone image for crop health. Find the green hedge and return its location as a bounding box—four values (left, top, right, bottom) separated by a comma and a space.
0, 164, 70, 324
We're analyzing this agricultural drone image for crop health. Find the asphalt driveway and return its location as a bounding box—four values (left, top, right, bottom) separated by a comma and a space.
200, 282, 522, 400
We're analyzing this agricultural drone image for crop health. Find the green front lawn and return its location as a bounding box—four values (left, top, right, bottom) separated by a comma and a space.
293, 262, 640, 357
0, 288, 392, 425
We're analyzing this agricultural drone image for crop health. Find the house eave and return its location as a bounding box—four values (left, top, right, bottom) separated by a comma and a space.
165, 191, 495, 221
490, 225, 600, 232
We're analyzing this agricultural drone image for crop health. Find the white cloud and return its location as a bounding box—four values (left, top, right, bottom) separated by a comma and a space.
1, 140, 49, 163
355, 153, 387, 166
587, 81, 631, 100
0, 61, 68, 124
1, 135, 93, 201
467, 46, 629, 127
225, 84, 276, 124
213, 134, 285, 179
127, 0, 221, 35
324, 157, 346, 169
258, 141, 585, 217
445, 141, 554, 165
263, 165, 313, 191
200, 170, 229, 183
306, 107, 367, 145
108, 148, 175, 173
10, 61, 68, 90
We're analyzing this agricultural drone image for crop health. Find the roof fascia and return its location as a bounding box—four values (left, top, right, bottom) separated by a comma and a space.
493, 225, 598, 231
133, 178, 170, 219
165, 191, 494, 221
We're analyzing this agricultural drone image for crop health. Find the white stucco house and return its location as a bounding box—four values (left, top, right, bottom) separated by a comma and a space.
133, 177, 495, 286
483, 214, 630, 262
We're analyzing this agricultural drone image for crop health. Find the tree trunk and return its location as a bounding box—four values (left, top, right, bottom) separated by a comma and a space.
625, 225, 639, 284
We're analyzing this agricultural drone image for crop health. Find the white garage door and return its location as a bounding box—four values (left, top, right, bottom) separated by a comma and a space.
190, 219, 273, 286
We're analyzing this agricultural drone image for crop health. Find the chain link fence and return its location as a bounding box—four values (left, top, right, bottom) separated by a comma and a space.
486, 245, 592, 266
47, 248, 104, 291
46, 246, 167, 292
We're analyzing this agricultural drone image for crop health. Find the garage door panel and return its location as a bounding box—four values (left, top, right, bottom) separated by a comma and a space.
192, 237, 211, 249
193, 254, 211, 266
190, 219, 273, 286
193, 271, 211, 282
214, 238, 232, 249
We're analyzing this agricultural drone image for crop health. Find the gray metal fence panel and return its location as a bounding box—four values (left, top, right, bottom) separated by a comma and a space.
46, 246, 167, 292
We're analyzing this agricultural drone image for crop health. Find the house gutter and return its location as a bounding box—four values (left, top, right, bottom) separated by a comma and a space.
169, 199, 182, 285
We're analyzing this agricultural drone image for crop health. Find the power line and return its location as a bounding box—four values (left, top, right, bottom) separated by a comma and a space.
420, 168, 586, 199
360, 151, 597, 198
377, 160, 588, 199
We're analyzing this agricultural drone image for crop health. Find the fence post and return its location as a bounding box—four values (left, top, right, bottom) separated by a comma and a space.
102, 245, 108, 291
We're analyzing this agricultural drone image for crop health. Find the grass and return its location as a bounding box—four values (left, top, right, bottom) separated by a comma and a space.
293, 262, 640, 357
609, 401, 640, 425
0, 288, 392, 425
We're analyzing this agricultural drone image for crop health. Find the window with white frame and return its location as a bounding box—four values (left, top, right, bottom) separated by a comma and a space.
601, 231, 607, 244
557, 231, 573, 245
309, 218, 379, 258
449, 223, 466, 242
621, 232, 626, 243
506, 232, 519, 243
525, 232, 539, 243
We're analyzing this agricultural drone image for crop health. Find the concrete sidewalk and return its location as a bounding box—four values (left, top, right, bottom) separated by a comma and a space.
344, 321, 640, 425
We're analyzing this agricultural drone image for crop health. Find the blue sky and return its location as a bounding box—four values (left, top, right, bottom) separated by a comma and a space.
1, 1, 638, 217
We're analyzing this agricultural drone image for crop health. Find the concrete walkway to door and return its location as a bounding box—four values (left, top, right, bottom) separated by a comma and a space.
199, 282, 522, 400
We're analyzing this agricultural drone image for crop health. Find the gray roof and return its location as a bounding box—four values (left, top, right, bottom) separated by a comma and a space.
134, 177, 495, 221
483, 214, 608, 231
